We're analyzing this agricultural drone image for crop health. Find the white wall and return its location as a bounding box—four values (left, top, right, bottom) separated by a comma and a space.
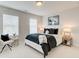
43, 6, 79, 47
0, 6, 43, 44
0, 14, 3, 34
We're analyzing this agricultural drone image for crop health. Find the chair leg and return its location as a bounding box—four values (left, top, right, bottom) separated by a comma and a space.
7, 44, 12, 50
7, 44, 12, 47
0, 45, 6, 53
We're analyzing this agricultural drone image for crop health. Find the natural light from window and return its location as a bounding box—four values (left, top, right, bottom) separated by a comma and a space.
3, 14, 19, 35
30, 19, 37, 34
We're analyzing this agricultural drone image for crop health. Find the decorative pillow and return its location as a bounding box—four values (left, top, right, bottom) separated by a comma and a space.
1, 34, 10, 41
53, 29, 58, 34
44, 28, 58, 34
45, 30, 49, 34
49, 29, 54, 34
39, 35, 47, 44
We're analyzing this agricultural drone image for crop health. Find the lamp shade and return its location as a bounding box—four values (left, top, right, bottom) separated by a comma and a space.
62, 27, 71, 36
39, 25, 44, 32
63, 27, 71, 32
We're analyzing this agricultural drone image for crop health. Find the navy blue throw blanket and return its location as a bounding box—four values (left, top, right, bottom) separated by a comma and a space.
26, 33, 40, 44
25, 33, 57, 57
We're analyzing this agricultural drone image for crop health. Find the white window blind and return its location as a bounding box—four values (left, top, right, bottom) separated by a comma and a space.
30, 19, 37, 34
3, 14, 19, 35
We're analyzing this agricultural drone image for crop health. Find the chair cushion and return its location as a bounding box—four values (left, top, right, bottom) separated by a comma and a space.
1, 34, 10, 41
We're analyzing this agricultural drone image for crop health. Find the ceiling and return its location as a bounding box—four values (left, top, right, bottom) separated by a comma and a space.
0, 1, 79, 16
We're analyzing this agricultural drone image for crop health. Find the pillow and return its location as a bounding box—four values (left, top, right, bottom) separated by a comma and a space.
1, 34, 10, 41
39, 35, 47, 44
53, 29, 58, 34
45, 30, 49, 34
44, 28, 58, 34
49, 29, 54, 34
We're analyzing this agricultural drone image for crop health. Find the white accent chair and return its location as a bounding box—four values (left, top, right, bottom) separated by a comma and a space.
0, 35, 15, 53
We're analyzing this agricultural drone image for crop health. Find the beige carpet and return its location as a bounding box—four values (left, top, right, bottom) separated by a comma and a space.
0, 43, 79, 58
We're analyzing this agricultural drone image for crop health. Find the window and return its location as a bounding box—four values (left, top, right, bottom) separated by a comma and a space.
30, 19, 37, 34
3, 14, 19, 35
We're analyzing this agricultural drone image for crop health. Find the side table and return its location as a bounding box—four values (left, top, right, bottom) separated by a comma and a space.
62, 36, 73, 47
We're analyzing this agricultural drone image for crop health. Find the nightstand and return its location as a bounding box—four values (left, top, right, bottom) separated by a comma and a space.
61, 27, 73, 47
62, 35, 73, 47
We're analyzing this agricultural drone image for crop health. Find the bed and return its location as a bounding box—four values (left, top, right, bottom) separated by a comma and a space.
25, 28, 62, 57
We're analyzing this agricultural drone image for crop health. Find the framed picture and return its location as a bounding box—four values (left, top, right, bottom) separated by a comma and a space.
48, 15, 59, 25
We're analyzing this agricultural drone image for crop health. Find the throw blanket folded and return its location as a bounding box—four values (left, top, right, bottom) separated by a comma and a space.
25, 33, 57, 57
26, 33, 39, 44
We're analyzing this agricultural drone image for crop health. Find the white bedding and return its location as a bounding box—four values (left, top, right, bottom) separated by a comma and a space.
53, 35, 62, 46
39, 35, 47, 44
25, 34, 62, 54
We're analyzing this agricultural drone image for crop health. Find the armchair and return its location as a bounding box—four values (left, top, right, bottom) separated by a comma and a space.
0, 34, 14, 53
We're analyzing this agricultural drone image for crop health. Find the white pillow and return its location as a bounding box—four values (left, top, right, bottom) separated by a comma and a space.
39, 35, 47, 44
45, 30, 49, 34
